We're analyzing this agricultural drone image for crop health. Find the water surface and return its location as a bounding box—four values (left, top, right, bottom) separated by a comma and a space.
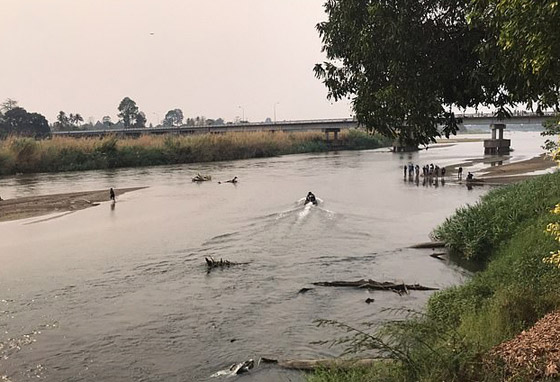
0, 132, 544, 381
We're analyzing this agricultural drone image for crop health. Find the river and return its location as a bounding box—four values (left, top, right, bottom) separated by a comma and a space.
0, 132, 547, 381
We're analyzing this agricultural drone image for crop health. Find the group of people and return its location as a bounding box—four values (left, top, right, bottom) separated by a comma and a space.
404, 164, 474, 182
404, 163, 447, 179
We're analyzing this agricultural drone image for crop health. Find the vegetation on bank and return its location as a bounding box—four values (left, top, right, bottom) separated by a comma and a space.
0, 129, 390, 175
310, 172, 560, 382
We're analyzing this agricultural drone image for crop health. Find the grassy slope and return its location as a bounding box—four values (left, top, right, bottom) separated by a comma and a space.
0, 130, 391, 175
310, 172, 560, 382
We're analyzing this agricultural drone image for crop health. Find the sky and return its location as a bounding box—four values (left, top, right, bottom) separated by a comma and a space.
0, 0, 353, 125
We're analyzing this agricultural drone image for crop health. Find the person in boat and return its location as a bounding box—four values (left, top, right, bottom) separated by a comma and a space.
305, 192, 318, 205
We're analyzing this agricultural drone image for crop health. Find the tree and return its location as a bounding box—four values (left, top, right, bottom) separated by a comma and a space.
0, 107, 50, 136
469, 0, 560, 110
135, 112, 147, 128
54, 111, 71, 131
163, 108, 184, 127
102, 116, 113, 127
117, 97, 139, 128
1, 98, 18, 113
315, 0, 560, 145
72, 113, 84, 127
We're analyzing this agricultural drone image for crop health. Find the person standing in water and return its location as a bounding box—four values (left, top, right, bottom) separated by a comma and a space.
458, 167, 463, 180
110, 188, 116, 202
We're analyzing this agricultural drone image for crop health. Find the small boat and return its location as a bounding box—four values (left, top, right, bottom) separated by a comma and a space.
192, 173, 212, 182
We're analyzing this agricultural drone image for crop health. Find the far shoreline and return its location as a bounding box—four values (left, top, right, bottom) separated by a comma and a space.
0, 152, 556, 223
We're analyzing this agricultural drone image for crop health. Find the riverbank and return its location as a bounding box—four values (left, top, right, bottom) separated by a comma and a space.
0, 130, 390, 176
310, 171, 560, 382
0, 187, 145, 222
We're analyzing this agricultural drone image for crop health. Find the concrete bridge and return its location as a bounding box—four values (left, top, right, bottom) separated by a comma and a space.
51, 112, 555, 138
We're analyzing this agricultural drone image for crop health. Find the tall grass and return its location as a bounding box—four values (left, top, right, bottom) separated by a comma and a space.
432, 172, 560, 261
0, 130, 390, 175
310, 173, 560, 382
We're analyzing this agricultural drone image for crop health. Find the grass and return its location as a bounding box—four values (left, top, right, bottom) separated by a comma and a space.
0, 129, 391, 175
309, 173, 560, 382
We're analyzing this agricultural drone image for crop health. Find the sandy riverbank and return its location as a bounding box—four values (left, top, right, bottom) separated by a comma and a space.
0, 187, 146, 223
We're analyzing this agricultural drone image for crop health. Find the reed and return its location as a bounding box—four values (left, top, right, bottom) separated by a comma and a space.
0, 130, 389, 175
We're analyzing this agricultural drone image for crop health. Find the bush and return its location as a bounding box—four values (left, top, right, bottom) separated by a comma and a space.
432, 172, 560, 261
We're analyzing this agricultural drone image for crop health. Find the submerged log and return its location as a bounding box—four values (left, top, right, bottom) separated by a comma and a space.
409, 241, 446, 249
313, 279, 438, 293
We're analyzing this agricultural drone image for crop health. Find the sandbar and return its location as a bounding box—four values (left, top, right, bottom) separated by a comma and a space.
0, 187, 146, 223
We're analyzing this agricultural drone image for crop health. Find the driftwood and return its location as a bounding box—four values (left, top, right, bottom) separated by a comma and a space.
313, 279, 438, 294
205, 257, 237, 268
260, 357, 385, 371
192, 173, 212, 182
409, 241, 446, 249
204, 257, 250, 273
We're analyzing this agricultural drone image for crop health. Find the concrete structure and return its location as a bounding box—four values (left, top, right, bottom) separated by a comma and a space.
51, 111, 555, 138
484, 123, 511, 155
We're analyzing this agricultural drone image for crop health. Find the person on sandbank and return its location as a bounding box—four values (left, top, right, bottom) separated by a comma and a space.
305, 192, 318, 206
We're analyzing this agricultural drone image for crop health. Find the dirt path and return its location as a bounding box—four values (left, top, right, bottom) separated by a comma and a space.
0, 187, 146, 223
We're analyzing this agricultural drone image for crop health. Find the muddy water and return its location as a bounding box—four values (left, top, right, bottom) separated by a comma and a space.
0, 133, 544, 381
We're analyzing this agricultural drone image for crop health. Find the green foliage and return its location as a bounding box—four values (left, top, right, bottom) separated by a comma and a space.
469, 0, 560, 109
316, 0, 560, 145
308, 363, 407, 382
542, 116, 560, 153
163, 109, 184, 127
315, 0, 489, 146
0, 107, 50, 137
432, 172, 560, 261
117, 97, 139, 128
345, 129, 392, 150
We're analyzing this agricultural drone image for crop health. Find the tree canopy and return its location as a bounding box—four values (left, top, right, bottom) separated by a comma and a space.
0, 107, 50, 137
315, 0, 560, 145
118, 97, 140, 128
163, 109, 184, 127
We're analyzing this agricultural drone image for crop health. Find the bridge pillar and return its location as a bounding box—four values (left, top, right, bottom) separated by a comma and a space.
484, 123, 510, 155
324, 128, 340, 143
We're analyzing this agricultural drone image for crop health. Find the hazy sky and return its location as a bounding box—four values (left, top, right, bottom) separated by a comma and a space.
0, 0, 353, 125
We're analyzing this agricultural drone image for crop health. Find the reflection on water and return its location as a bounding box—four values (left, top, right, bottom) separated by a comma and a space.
0, 132, 547, 381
